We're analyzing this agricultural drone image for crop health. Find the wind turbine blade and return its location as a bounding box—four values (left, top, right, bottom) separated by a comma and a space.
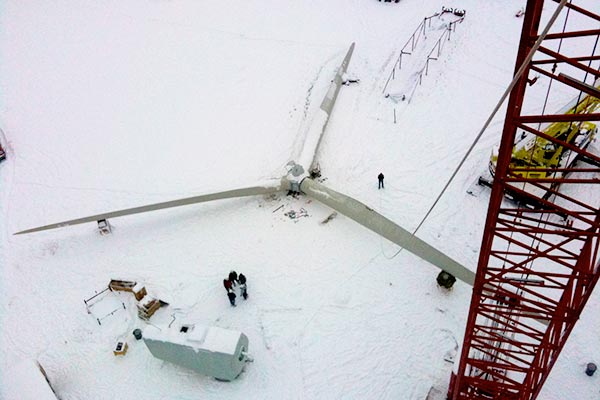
300, 178, 476, 286
298, 42, 355, 170
14, 185, 280, 235
320, 42, 355, 114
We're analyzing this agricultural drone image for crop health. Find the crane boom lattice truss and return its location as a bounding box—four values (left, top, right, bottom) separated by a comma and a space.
450, 1, 600, 399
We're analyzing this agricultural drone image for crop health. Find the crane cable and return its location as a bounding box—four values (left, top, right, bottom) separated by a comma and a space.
405, 0, 570, 246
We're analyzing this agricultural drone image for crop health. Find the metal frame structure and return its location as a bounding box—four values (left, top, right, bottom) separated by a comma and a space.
450, 1, 600, 399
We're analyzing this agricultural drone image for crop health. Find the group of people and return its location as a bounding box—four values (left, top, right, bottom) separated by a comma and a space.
223, 270, 248, 307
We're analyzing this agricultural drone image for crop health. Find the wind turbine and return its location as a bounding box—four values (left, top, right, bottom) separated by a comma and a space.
15, 43, 476, 287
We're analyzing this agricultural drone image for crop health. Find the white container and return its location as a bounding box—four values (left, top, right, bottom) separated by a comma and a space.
143, 323, 249, 381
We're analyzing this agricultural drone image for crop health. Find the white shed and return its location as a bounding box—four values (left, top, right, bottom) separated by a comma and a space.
143, 323, 250, 381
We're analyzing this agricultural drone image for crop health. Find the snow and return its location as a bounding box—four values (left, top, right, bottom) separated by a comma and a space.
132, 282, 144, 293
202, 327, 242, 355
4, 360, 58, 400
1, 1, 600, 399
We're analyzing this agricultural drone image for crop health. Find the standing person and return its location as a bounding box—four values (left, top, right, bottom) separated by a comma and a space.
238, 273, 248, 300
223, 278, 233, 292
227, 289, 237, 307
378, 173, 385, 189
229, 271, 238, 286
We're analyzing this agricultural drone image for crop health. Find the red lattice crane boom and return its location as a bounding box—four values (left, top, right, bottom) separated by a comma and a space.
449, 1, 600, 399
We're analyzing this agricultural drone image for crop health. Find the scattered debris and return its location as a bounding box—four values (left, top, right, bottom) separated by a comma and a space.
443, 353, 456, 363
266, 193, 279, 201
321, 212, 338, 224
272, 205, 284, 213
515, 7, 525, 18
442, 6, 466, 17
309, 163, 322, 178
341, 73, 360, 86
284, 208, 309, 220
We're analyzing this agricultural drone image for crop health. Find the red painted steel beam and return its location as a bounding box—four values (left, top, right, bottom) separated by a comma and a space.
529, 65, 600, 98
507, 177, 600, 184
518, 113, 600, 123
506, 186, 600, 221
532, 55, 600, 65
552, 0, 600, 22
496, 215, 584, 232
543, 29, 600, 39
498, 213, 577, 230
536, 45, 600, 77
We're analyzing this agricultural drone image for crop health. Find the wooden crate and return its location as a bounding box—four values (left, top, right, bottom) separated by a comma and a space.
109, 280, 137, 292
137, 298, 161, 320
113, 341, 128, 356
133, 285, 147, 301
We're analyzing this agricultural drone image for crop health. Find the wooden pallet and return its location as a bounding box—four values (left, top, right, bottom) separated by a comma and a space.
109, 280, 147, 301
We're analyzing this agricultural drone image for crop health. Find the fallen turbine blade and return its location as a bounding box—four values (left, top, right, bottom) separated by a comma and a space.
14, 185, 281, 235
300, 178, 476, 286
320, 42, 355, 114
299, 42, 355, 170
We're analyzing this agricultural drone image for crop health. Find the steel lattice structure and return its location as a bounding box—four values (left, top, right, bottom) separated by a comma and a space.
450, 0, 600, 399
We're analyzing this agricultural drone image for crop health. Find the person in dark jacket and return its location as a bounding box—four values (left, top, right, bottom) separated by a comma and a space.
229, 271, 238, 286
238, 273, 248, 300
378, 173, 385, 189
227, 289, 236, 307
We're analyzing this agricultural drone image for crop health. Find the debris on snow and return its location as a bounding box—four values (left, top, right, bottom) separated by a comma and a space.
284, 208, 309, 220
515, 7, 525, 18
320, 212, 337, 224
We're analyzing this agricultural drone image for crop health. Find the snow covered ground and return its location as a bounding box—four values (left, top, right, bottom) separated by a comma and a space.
1, 1, 599, 399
